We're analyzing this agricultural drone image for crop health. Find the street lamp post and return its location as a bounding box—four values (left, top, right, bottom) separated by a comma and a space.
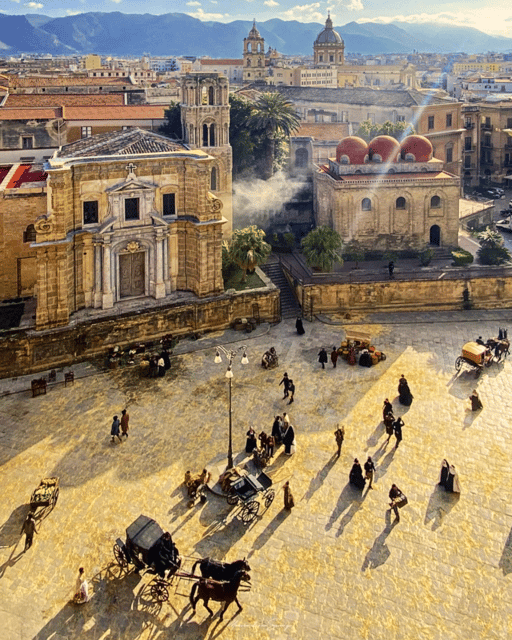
214, 345, 249, 469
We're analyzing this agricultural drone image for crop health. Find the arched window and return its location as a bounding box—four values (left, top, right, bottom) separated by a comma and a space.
23, 224, 36, 243
295, 148, 308, 168
430, 195, 441, 208
209, 123, 215, 147
396, 197, 406, 209
202, 124, 208, 146
208, 86, 214, 105
361, 198, 372, 211
210, 167, 217, 191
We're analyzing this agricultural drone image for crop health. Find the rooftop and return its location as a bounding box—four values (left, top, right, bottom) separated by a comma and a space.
293, 122, 350, 141
54, 127, 188, 159
2, 93, 124, 108
0, 163, 47, 189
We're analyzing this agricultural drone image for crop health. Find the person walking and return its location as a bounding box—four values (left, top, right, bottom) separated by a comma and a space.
469, 389, 483, 411
73, 567, 90, 604
295, 317, 305, 335
383, 398, 393, 420
111, 415, 122, 443
120, 409, 130, 439
388, 261, 395, 279
283, 481, 295, 510
318, 348, 328, 369
384, 412, 395, 443
364, 456, 376, 489
287, 379, 295, 404
334, 425, 345, 457
398, 374, 413, 406
20, 512, 38, 551
393, 416, 404, 448
330, 347, 338, 368
279, 372, 290, 399
349, 459, 365, 490
389, 484, 405, 522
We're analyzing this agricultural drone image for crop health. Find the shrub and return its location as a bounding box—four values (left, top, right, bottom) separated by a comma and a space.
451, 249, 474, 266
477, 247, 511, 265
418, 245, 435, 266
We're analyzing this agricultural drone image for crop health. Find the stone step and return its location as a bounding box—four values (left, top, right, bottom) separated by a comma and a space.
261, 260, 301, 319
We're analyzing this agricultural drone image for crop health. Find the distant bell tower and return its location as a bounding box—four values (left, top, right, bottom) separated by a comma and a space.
314, 13, 345, 67
243, 20, 266, 83
181, 72, 233, 235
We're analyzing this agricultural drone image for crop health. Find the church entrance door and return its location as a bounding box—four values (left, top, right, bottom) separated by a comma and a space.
429, 225, 441, 246
119, 251, 145, 298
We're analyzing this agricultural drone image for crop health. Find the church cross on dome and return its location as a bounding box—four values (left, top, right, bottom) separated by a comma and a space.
126, 162, 137, 179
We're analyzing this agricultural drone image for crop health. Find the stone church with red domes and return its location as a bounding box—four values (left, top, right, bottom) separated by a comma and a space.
314, 134, 460, 251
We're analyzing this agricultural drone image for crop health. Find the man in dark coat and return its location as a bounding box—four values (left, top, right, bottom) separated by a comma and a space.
318, 348, 328, 369
279, 373, 290, 399
393, 416, 404, 448
330, 347, 338, 368
287, 379, 295, 404
296, 317, 305, 335
21, 512, 38, 551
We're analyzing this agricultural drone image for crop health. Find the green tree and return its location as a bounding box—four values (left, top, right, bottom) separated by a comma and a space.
356, 119, 415, 142
249, 92, 301, 179
301, 226, 343, 272
228, 226, 271, 281
477, 227, 512, 265
159, 101, 182, 140
229, 95, 260, 177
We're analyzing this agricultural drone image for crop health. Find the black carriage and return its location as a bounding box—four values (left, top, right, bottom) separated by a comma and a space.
113, 515, 182, 602
227, 472, 275, 524
30, 477, 59, 516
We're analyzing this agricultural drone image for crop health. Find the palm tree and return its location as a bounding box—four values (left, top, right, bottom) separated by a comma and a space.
301, 227, 343, 272
477, 226, 511, 265
249, 93, 301, 179
228, 226, 271, 282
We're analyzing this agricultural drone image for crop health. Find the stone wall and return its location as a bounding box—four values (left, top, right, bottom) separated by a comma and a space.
0, 287, 280, 379
296, 274, 512, 316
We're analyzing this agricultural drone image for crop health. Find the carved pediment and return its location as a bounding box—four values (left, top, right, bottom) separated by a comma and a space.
106, 177, 157, 194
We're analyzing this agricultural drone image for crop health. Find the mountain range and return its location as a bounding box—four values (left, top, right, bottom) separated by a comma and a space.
0, 12, 510, 57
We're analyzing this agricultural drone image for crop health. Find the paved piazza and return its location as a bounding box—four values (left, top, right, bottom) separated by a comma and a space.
1, 310, 512, 640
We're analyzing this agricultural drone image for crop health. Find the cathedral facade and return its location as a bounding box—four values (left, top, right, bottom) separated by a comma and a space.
314, 135, 460, 251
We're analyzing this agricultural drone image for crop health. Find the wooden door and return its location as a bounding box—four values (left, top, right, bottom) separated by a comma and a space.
119, 252, 145, 298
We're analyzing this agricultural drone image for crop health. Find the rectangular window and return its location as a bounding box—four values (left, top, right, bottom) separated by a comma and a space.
508, 118, 512, 129
465, 136, 472, 151
396, 115, 405, 122
83, 200, 99, 225
81, 126, 92, 139
163, 193, 176, 216
464, 155, 471, 168
446, 147, 453, 163
446, 113, 452, 127
125, 197, 140, 220
428, 115, 435, 130
22, 137, 33, 149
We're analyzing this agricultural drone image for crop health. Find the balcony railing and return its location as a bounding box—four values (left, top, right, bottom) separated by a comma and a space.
482, 123, 493, 131
464, 146, 474, 152
481, 141, 493, 148
464, 122, 475, 129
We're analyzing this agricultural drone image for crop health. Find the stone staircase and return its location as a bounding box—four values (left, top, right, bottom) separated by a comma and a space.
261, 259, 301, 319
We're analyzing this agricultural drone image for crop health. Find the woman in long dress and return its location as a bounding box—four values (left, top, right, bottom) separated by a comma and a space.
283, 481, 295, 510
349, 459, 365, 491
245, 427, 257, 454
398, 375, 413, 406
469, 390, 483, 411
73, 567, 89, 604
283, 423, 295, 455
296, 317, 305, 335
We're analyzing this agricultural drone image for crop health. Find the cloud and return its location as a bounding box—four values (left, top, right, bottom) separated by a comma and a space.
186, 1, 201, 5
264, 0, 279, 6
280, 3, 323, 22
346, 0, 363, 10
66, 9, 82, 15
187, 7, 230, 20
25, 1, 43, 7
110, 0, 122, 3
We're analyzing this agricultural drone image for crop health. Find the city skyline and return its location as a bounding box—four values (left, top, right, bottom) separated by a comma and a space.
1, 0, 512, 39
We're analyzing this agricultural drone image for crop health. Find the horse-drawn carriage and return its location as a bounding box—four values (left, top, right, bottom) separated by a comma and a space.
227, 471, 275, 524
456, 338, 509, 377
113, 514, 251, 616
338, 330, 386, 367
113, 514, 182, 602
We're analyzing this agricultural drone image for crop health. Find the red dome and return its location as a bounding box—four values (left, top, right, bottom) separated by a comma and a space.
368, 135, 400, 163
400, 135, 433, 162
336, 136, 368, 164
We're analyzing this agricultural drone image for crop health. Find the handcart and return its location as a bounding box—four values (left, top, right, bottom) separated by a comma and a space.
227, 471, 275, 524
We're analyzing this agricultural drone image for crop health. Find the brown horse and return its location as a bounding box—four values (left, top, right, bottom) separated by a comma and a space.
189, 569, 250, 621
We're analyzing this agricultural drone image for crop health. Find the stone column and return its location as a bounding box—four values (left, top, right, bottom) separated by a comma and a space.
154, 231, 166, 299
102, 238, 114, 309
93, 243, 102, 308
163, 232, 171, 294
35, 250, 49, 330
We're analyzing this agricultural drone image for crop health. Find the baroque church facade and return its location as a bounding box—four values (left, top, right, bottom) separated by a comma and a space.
30, 73, 231, 331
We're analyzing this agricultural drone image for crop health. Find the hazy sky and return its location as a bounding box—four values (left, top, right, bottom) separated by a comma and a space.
1, 0, 512, 38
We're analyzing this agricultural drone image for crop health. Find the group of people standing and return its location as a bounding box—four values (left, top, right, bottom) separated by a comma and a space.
383, 399, 404, 448
349, 457, 376, 491
245, 413, 296, 458
147, 350, 171, 378
318, 348, 339, 370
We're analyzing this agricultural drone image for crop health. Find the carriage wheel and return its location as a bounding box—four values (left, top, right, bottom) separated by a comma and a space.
264, 489, 275, 509
241, 501, 259, 524
455, 357, 463, 372
485, 357, 493, 368
150, 580, 169, 603
113, 542, 127, 568
227, 490, 239, 506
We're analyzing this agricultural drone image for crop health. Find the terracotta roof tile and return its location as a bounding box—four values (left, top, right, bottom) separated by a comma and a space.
4, 93, 124, 107
0, 108, 61, 120
200, 59, 243, 66
10, 75, 131, 88
294, 123, 350, 141
62, 105, 166, 120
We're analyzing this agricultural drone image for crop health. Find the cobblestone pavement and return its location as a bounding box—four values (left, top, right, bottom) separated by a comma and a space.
1, 310, 512, 640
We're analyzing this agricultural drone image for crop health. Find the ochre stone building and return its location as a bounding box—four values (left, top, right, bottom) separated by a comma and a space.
33, 127, 225, 330
314, 134, 460, 251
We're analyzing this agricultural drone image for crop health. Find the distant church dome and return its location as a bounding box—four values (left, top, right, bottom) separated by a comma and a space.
400, 135, 433, 162
368, 135, 400, 163
249, 19, 261, 38
314, 14, 342, 45
336, 136, 368, 164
